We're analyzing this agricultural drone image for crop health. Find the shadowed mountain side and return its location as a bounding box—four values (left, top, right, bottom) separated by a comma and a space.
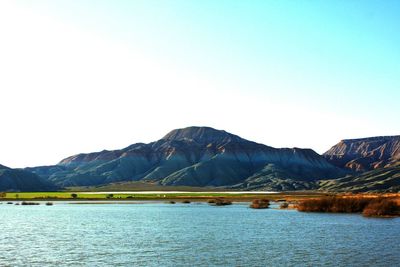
318, 166, 400, 193
323, 135, 400, 172
229, 162, 339, 191
0, 164, 55, 192
159, 157, 254, 186
27, 126, 343, 189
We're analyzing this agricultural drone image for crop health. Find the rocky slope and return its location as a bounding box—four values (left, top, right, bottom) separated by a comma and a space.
0, 164, 54, 192
28, 126, 343, 189
320, 135, 400, 192
319, 165, 400, 193
323, 136, 400, 172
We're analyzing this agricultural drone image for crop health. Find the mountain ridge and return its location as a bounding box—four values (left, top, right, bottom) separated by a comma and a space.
320, 135, 400, 192
0, 164, 54, 192
323, 135, 400, 171
2, 127, 399, 192
27, 126, 343, 190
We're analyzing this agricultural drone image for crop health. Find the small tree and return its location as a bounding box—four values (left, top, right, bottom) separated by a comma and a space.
71, 193, 78, 199
106, 194, 114, 199
0, 192, 6, 198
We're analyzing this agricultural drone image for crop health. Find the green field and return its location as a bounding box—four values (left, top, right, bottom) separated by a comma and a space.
0, 191, 328, 201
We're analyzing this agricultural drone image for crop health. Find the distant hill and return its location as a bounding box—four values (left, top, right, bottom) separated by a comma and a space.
320, 136, 400, 192
27, 126, 343, 190
319, 166, 400, 193
0, 164, 54, 192
15, 129, 400, 192
323, 135, 400, 171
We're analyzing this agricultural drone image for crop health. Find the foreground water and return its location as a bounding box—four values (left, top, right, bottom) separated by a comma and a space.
1, 202, 400, 266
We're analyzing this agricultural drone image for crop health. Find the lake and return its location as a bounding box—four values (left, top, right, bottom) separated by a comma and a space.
1, 202, 400, 266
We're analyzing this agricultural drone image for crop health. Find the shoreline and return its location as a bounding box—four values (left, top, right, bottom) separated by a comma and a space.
76, 190, 279, 194
0, 191, 328, 202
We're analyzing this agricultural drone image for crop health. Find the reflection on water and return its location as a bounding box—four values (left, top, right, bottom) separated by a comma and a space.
1, 202, 400, 266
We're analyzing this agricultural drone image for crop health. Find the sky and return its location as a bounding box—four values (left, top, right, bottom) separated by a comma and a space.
0, 0, 399, 168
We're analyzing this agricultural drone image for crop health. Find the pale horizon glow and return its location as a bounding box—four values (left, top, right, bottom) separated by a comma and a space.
1, 1, 399, 168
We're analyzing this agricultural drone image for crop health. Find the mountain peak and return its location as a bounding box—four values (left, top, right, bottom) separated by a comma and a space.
161, 126, 243, 144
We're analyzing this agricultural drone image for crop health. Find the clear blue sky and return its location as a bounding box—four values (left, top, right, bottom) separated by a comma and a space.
0, 0, 399, 167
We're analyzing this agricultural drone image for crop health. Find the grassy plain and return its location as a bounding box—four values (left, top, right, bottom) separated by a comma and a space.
0, 191, 328, 202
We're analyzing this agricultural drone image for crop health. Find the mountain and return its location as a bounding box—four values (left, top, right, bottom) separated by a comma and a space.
0, 164, 54, 192
320, 136, 400, 192
27, 126, 343, 190
323, 135, 400, 172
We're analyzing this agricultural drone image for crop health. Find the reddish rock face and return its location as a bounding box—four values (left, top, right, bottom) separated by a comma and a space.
323, 136, 400, 172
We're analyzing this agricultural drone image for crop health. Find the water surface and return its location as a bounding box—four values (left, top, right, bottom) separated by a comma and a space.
1, 202, 399, 266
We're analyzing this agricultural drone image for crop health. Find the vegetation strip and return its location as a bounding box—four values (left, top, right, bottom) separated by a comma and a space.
0, 191, 326, 201
297, 196, 400, 217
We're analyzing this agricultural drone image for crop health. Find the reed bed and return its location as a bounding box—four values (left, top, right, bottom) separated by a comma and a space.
297, 197, 400, 217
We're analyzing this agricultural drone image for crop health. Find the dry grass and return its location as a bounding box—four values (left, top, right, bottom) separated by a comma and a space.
250, 198, 270, 209
297, 196, 400, 217
363, 198, 400, 217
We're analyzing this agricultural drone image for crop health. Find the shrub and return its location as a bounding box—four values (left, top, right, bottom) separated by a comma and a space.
362, 198, 400, 217
297, 197, 371, 213
0, 192, 6, 198
250, 198, 270, 209
212, 198, 232, 206
21, 201, 40, 205
71, 193, 78, 199
280, 202, 289, 209
297, 196, 400, 217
